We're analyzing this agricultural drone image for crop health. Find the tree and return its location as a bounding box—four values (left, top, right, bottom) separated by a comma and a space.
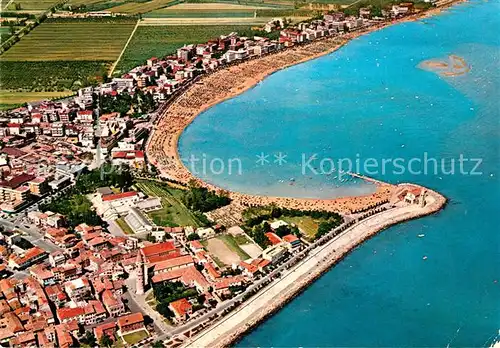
187, 233, 200, 241
99, 334, 113, 347
82, 330, 96, 346
152, 341, 165, 348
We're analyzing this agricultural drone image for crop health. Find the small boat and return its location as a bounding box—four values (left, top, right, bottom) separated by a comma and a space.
423, 256, 428, 260
289, 178, 295, 182
418, 234, 425, 238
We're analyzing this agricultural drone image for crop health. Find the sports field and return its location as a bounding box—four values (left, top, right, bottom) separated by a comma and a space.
114, 24, 253, 74
0, 19, 136, 61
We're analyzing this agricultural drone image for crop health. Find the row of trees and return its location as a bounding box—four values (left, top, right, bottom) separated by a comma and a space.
182, 181, 231, 213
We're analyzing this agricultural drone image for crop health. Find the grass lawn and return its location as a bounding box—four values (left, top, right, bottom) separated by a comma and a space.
232, 234, 251, 245
114, 24, 254, 74
280, 216, 319, 240
218, 235, 251, 260
122, 330, 149, 345
136, 180, 200, 227
115, 217, 134, 235
1, 19, 136, 61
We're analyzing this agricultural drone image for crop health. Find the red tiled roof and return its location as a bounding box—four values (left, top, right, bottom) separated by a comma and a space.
153, 255, 194, 272
57, 307, 84, 321
117, 312, 143, 328
102, 191, 137, 202
282, 234, 299, 243
265, 232, 282, 245
169, 298, 192, 317
141, 241, 176, 258
189, 240, 203, 249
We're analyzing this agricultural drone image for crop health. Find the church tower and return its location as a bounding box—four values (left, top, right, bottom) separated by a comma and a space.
135, 252, 144, 295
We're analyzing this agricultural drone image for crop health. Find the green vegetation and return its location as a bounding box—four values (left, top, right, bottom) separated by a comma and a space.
182, 180, 231, 213
122, 330, 149, 345
0, 90, 74, 108
75, 164, 134, 194
280, 215, 319, 238
98, 88, 157, 116
243, 205, 343, 242
153, 281, 197, 318
107, 0, 180, 14
136, 180, 202, 227
116, 217, 134, 234
5, 0, 63, 11
232, 233, 250, 245
40, 193, 102, 228
1, 19, 136, 61
0, 18, 135, 92
0, 61, 109, 92
114, 24, 254, 74
218, 234, 251, 259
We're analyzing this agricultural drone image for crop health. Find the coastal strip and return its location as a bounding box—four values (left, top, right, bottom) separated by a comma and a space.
182, 186, 447, 347
147, 0, 464, 214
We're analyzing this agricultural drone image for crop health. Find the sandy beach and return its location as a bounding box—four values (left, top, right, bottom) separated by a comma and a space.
147, 1, 464, 214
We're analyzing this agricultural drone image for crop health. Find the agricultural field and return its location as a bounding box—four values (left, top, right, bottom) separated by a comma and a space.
5, 0, 62, 11
107, 0, 180, 14
135, 180, 201, 228
145, 3, 314, 18
0, 61, 109, 91
0, 90, 74, 108
65, 0, 129, 11
0, 19, 137, 61
114, 24, 253, 74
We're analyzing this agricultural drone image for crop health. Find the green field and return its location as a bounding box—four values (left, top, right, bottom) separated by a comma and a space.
114, 24, 252, 74
116, 217, 135, 234
135, 180, 201, 228
0, 89, 74, 106
1, 19, 136, 61
280, 216, 319, 239
0, 60, 109, 91
122, 330, 149, 345
107, 0, 179, 13
6, 0, 63, 11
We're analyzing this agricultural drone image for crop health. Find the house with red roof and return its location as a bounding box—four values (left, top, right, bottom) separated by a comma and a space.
56, 307, 85, 324
102, 289, 125, 317
265, 232, 282, 246
141, 241, 177, 262
153, 255, 195, 275
282, 234, 301, 250
94, 321, 117, 343
169, 298, 192, 322
117, 312, 145, 335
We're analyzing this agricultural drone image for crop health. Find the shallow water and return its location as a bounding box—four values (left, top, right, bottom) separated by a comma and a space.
179, 0, 500, 345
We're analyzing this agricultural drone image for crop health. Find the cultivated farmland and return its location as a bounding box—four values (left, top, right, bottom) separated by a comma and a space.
114, 24, 254, 74
107, 0, 179, 14
5, 0, 63, 11
0, 19, 137, 61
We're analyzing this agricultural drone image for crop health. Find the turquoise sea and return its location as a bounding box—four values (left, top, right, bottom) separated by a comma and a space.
179, 0, 500, 346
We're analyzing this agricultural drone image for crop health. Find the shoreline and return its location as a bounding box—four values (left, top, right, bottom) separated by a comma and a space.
182, 186, 447, 347
147, 0, 463, 214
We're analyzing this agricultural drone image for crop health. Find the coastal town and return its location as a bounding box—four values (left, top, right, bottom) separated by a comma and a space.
0, 1, 451, 347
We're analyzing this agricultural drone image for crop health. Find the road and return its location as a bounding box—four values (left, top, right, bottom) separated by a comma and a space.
0, 184, 75, 253
124, 271, 174, 336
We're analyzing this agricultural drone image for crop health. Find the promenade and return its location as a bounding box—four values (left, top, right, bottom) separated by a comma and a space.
182, 187, 446, 347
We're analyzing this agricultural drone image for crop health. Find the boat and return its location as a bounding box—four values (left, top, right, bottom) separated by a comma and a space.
423, 256, 428, 260
418, 234, 425, 238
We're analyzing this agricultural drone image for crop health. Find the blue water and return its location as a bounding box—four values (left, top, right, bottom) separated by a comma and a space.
179, 1, 500, 346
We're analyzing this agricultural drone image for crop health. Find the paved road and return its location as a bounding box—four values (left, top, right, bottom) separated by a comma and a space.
124, 271, 174, 335
0, 218, 62, 253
